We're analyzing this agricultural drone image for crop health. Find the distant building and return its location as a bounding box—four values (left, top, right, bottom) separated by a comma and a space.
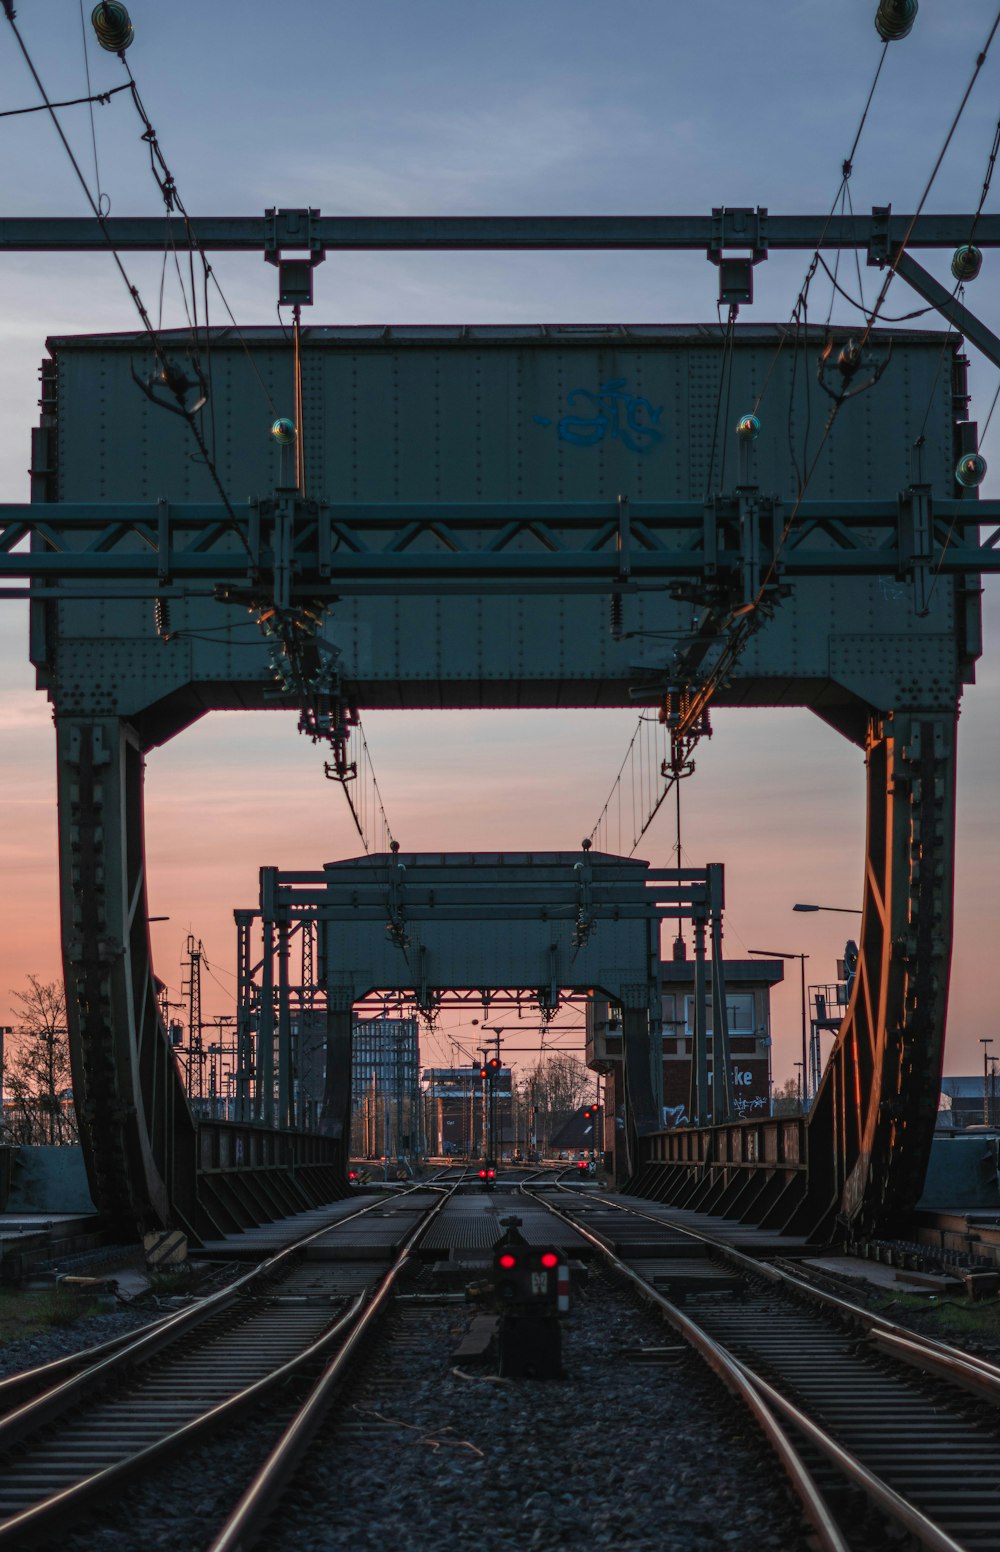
351, 1016, 421, 1158
940, 1075, 1000, 1130
421, 1065, 513, 1156
587, 956, 782, 1131
659, 958, 781, 1123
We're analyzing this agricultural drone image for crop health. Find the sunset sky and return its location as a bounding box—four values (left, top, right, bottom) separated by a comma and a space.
1, 0, 999, 1086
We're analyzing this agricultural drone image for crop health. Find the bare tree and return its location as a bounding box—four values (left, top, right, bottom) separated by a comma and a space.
771, 1076, 803, 1117
519, 1053, 592, 1149
4, 977, 75, 1146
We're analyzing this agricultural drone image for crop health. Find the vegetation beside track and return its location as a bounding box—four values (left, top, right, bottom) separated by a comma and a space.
0, 1285, 100, 1341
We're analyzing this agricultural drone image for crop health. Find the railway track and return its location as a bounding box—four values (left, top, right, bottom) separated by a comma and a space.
0, 1184, 451, 1547
527, 1183, 1000, 1552
9, 1172, 997, 1550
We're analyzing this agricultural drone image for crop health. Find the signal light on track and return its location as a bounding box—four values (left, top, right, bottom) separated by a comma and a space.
498, 1251, 517, 1269
540, 1252, 559, 1269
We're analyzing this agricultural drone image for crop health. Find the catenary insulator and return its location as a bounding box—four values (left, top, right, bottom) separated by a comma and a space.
955, 451, 987, 488
735, 413, 760, 441
875, 0, 918, 41
91, 2, 134, 53
153, 597, 171, 639
951, 245, 982, 282
271, 417, 296, 445
837, 341, 863, 379
610, 592, 623, 636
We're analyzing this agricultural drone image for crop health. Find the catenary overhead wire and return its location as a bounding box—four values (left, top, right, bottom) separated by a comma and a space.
748, 41, 890, 424
591, 16, 998, 855
113, 52, 278, 420
682, 9, 1000, 747
77, 0, 106, 214
0, 79, 130, 117
857, 9, 1000, 355
0, 3, 254, 560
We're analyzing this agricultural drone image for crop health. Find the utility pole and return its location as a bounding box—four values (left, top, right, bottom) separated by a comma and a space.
981, 1038, 994, 1126
182, 934, 204, 1101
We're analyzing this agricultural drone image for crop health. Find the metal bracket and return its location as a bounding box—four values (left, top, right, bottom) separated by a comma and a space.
707, 206, 769, 266
867, 204, 892, 268
897, 483, 932, 616
263, 208, 327, 307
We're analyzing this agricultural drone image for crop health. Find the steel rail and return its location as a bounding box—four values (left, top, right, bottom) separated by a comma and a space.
521, 1186, 849, 1552
534, 1186, 1000, 1550
732, 1362, 965, 1552
205, 1183, 455, 1552
574, 1187, 1000, 1395
0, 1186, 422, 1432
0, 1186, 451, 1547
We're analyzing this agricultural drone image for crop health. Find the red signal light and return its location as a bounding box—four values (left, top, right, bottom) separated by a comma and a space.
488, 1168, 496, 1178
478, 1168, 487, 1178
498, 1251, 517, 1269
540, 1252, 559, 1269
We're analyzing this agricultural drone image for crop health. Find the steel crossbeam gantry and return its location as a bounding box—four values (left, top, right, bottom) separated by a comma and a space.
2, 209, 1000, 252
241, 854, 731, 1171
3, 493, 1000, 597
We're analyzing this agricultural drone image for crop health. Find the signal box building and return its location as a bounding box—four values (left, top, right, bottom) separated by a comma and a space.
659, 957, 781, 1123
588, 955, 782, 1129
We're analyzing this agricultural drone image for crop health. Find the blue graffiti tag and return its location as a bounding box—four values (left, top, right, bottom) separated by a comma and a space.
533, 378, 664, 455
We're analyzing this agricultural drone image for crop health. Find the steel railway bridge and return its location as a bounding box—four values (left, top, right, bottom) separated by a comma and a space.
3, 208, 1000, 1242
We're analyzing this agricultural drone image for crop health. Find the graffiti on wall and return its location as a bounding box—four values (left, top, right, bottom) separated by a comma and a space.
532, 378, 664, 455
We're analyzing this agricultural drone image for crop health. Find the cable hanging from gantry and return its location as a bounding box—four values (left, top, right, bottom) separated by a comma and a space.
587, 706, 704, 859
0, 0, 263, 569
661, 6, 998, 790
594, 2, 995, 845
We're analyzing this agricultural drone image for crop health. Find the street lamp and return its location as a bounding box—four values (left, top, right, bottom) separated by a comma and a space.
792, 903, 862, 914
748, 948, 810, 1108
981, 1038, 994, 1127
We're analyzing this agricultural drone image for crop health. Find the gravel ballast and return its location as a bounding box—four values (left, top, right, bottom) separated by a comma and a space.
268, 1273, 812, 1552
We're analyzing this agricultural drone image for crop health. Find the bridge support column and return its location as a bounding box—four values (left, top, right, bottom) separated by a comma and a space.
56, 717, 196, 1233
320, 991, 354, 1173
810, 706, 958, 1236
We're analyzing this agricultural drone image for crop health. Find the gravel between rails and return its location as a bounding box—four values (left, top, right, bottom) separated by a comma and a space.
266, 1270, 814, 1552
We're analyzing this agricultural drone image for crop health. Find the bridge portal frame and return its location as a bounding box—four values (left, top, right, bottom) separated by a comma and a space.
5, 203, 998, 1236
238, 853, 730, 1182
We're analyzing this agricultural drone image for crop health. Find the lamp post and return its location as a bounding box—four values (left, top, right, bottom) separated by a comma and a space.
792, 903, 862, 914
981, 1038, 994, 1126
749, 949, 810, 1108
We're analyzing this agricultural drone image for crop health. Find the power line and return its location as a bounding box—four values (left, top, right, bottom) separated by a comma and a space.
0, 79, 130, 118
1, 3, 256, 562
